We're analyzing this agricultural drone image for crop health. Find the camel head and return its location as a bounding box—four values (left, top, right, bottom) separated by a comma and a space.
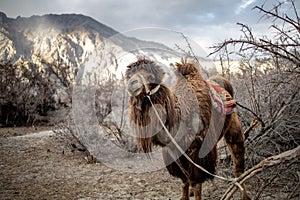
126, 58, 174, 151
125, 58, 165, 97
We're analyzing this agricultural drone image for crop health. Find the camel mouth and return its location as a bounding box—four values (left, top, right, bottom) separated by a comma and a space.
127, 83, 144, 97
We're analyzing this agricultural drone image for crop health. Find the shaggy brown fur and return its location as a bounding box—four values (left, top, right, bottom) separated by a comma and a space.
126, 58, 250, 200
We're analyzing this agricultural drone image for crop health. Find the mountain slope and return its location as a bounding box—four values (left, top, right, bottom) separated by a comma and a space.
0, 12, 176, 67
0, 12, 120, 64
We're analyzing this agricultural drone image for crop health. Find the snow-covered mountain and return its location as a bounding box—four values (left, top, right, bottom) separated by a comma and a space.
0, 12, 109, 62
0, 12, 181, 81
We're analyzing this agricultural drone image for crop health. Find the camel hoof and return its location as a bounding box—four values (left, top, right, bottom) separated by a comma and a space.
189, 187, 194, 197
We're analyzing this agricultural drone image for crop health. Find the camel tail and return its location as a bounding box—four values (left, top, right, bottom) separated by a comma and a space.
208, 76, 234, 97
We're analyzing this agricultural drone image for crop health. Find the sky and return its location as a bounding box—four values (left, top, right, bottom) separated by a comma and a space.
1, 0, 299, 54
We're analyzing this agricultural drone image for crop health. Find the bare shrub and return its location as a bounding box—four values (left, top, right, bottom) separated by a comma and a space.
53, 112, 97, 163
0, 60, 71, 126
210, 0, 300, 198
53, 67, 137, 161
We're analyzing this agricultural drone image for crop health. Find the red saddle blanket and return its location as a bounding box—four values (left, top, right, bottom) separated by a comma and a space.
206, 80, 236, 115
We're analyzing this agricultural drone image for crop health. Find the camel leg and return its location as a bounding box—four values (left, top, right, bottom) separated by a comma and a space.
189, 185, 194, 197
191, 182, 202, 200
224, 113, 251, 200
181, 181, 189, 200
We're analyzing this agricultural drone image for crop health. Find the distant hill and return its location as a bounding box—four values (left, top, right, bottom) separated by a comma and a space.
0, 12, 175, 71
0, 12, 114, 62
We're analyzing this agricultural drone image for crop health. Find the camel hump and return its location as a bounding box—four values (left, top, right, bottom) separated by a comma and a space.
208, 76, 234, 97
174, 59, 201, 77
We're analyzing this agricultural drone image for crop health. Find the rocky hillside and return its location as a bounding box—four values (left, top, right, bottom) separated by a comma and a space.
0, 11, 176, 72
0, 12, 113, 62
0, 11, 178, 126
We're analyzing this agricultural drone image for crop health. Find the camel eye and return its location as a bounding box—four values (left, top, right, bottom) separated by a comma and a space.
148, 74, 155, 82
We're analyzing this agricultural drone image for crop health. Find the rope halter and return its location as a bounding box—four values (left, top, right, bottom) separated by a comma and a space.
138, 74, 161, 96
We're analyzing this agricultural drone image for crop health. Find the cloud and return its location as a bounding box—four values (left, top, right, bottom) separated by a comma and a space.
235, 0, 257, 14
0, 0, 241, 29
0, 0, 289, 49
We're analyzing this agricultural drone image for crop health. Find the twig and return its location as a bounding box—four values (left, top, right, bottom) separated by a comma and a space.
221, 145, 300, 200
236, 101, 265, 128
244, 117, 259, 139
287, 179, 300, 199
209, 38, 300, 65
175, 32, 210, 78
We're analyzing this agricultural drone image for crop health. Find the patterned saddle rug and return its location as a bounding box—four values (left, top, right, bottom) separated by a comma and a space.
206, 80, 236, 115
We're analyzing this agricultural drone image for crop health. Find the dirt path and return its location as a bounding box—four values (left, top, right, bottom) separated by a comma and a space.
0, 127, 247, 200
0, 127, 183, 199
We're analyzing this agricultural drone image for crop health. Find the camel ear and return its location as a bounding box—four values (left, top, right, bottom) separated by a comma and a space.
173, 62, 180, 71
174, 62, 185, 76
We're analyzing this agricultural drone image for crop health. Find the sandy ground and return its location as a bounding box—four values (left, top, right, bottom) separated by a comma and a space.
0, 127, 238, 200
2, 127, 297, 200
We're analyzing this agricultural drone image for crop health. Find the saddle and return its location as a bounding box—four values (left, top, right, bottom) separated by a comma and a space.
206, 80, 236, 115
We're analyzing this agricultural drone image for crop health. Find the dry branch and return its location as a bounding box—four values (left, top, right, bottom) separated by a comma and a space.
221, 145, 300, 200
243, 117, 259, 140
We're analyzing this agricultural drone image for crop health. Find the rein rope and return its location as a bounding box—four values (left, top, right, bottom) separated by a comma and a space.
138, 74, 160, 96
145, 90, 244, 192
